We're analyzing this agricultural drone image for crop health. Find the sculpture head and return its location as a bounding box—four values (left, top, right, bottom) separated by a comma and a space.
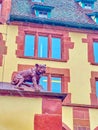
35, 64, 46, 75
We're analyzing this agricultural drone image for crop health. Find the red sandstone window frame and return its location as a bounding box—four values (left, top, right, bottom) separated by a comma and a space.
82, 34, 98, 65
90, 71, 98, 105
16, 28, 74, 62
0, 33, 6, 66
24, 32, 62, 60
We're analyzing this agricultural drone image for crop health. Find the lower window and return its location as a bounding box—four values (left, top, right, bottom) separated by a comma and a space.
40, 75, 61, 93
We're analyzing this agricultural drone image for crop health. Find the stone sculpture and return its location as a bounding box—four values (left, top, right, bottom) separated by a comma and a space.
11, 64, 46, 91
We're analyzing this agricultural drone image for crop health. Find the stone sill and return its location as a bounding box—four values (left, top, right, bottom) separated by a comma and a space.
0, 82, 67, 101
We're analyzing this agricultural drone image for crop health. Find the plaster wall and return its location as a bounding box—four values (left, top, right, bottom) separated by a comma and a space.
0, 25, 7, 82
62, 106, 73, 130
89, 109, 98, 130
0, 96, 42, 130
68, 32, 91, 104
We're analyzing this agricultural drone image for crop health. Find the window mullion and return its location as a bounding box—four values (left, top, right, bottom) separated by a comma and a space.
48, 74, 51, 91
34, 32, 38, 57
48, 34, 51, 58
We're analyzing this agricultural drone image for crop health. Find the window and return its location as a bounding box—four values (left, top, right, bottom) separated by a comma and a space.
96, 80, 98, 97
93, 17, 98, 24
40, 75, 61, 93
38, 36, 48, 58
32, 4, 54, 18
93, 42, 98, 63
90, 71, 98, 105
24, 35, 35, 57
82, 3, 94, 9
16, 27, 74, 62
24, 34, 61, 60
52, 37, 61, 59
51, 77, 61, 93
32, 0, 43, 2
40, 76, 48, 91
75, 0, 96, 9
82, 34, 98, 65
87, 12, 98, 24
38, 11, 48, 18
18, 64, 70, 102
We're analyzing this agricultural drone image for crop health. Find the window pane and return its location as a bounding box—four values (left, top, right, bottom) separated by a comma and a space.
52, 37, 61, 59
39, 11, 48, 18
40, 76, 47, 91
51, 77, 61, 93
96, 81, 98, 97
32, 0, 42, 2
93, 42, 98, 63
38, 36, 48, 58
24, 35, 35, 56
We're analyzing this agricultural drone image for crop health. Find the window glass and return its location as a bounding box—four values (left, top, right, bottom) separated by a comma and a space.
81, 2, 94, 9
96, 81, 98, 97
38, 36, 48, 58
93, 42, 98, 63
38, 11, 48, 18
40, 76, 47, 91
51, 77, 61, 93
24, 35, 35, 57
32, 0, 42, 2
52, 37, 61, 59
95, 18, 98, 24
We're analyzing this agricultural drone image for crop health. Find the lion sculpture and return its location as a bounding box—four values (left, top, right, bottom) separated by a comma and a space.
11, 64, 46, 91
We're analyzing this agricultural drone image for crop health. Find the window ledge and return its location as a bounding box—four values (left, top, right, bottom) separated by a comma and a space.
0, 82, 67, 101
17, 56, 67, 62
91, 62, 98, 66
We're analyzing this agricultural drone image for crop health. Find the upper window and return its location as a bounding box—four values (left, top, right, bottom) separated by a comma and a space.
16, 27, 74, 62
32, 4, 54, 18
75, 0, 96, 9
38, 11, 48, 18
82, 3, 94, 9
82, 34, 98, 65
24, 34, 35, 57
87, 12, 98, 24
52, 37, 61, 59
24, 34, 61, 60
38, 36, 48, 58
32, 0, 44, 2
93, 42, 98, 63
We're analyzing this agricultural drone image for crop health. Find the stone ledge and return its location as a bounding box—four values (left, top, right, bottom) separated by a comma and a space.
0, 82, 67, 101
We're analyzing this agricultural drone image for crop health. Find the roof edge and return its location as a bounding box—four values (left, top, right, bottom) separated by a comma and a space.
8, 14, 98, 30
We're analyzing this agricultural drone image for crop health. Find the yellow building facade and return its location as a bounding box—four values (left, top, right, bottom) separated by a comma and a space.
1, 0, 98, 129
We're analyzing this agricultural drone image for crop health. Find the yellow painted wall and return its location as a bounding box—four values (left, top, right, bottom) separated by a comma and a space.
67, 32, 91, 105
62, 106, 73, 130
0, 25, 7, 82
89, 109, 98, 130
0, 96, 42, 130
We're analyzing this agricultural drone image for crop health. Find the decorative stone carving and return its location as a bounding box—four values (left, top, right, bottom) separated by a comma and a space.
11, 64, 46, 91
